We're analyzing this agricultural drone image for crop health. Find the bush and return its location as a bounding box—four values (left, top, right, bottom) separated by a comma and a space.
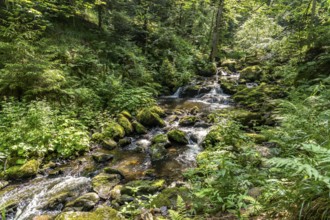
0, 100, 90, 169
110, 87, 156, 114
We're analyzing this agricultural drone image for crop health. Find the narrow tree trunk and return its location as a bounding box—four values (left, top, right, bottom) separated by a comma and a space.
210, 0, 224, 62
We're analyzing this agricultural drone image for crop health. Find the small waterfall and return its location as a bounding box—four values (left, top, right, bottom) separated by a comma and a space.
163, 87, 183, 98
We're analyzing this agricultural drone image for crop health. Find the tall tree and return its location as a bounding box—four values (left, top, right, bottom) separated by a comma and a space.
210, 0, 224, 61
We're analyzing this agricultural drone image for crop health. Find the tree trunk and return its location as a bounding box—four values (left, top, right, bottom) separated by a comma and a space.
209, 0, 224, 62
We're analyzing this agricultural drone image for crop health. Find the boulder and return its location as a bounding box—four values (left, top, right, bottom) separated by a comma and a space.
55, 206, 125, 220
121, 179, 166, 196
92, 153, 114, 163
149, 106, 166, 117
137, 109, 165, 128
179, 116, 198, 127
167, 129, 188, 145
117, 115, 133, 134
92, 173, 121, 199
120, 111, 132, 119
102, 139, 117, 150
151, 134, 168, 144
132, 121, 147, 134
118, 137, 132, 147
151, 187, 190, 209
5, 159, 39, 180
103, 121, 125, 141
64, 192, 100, 211
150, 143, 168, 161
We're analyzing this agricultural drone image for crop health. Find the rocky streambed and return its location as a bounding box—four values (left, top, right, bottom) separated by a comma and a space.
0, 70, 242, 220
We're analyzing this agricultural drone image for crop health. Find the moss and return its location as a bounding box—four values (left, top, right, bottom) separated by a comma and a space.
152, 134, 168, 144
149, 106, 165, 117
92, 173, 121, 199
167, 129, 188, 145
179, 116, 197, 126
137, 108, 165, 128
91, 132, 104, 141
202, 127, 224, 148
229, 109, 262, 127
5, 159, 39, 180
151, 187, 190, 208
246, 133, 267, 144
221, 81, 240, 95
121, 179, 166, 196
47, 191, 72, 209
55, 206, 125, 220
64, 192, 100, 211
120, 110, 132, 119
150, 143, 167, 161
189, 106, 199, 115
103, 121, 125, 140
102, 139, 117, 150
240, 65, 262, 82
132, 121, 147, 134
117, 115, 133, 134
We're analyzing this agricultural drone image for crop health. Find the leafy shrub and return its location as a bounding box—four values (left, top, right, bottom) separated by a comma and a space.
186, 120, 263, 217
0, 100, 90, 169
260, 87, 330, 219
110, 87, 156, 114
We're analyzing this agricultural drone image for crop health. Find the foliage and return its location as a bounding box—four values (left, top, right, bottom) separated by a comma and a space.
110, 87, 156, 114
186, 120, 263, 217
260, 86, 330, 219
0, 100, 89, 169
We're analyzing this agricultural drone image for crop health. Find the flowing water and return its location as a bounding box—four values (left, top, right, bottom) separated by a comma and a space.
0, 71, 234, 219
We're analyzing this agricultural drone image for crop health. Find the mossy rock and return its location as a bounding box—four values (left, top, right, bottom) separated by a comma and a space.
92, 152, 114, 163
221, 81, 239, 95
64, 192, 100, 211
120, 111, 132, 119
240, 65, 262, 82
102, 139, 117, 150
246, 133, 267, 144
55, 206, 125, 220
137, 108, 165, 128
202, 127, 224, 148
150, 143, 168, 161
229, 109, 262, 127
46, 191, 73, 210
151, 187, 190, 208
91, 132, 104, 141
132, 121, 147, 134
149, 106, 166, 117
118, 137, 132, 147
167, 129, 188, 145
5, 159, 39, 180
152, 134, 168, 144
92, 173, 121, 199
103, 121, 125, 141
121, 179, 166, 196
221, 59, 237, 71
117, 115, 133, 135
179, 116, 198, 127
189, 106, 199, 115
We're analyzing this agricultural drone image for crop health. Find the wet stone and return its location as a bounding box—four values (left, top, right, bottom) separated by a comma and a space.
64, 192, 100, 211
92, 173, 121, 199
92, 153, 114, 163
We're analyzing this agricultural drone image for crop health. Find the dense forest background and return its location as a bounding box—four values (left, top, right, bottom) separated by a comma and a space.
0, 0, 329, 219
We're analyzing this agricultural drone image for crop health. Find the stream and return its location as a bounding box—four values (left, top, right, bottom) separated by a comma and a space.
0, 69, 238, 220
